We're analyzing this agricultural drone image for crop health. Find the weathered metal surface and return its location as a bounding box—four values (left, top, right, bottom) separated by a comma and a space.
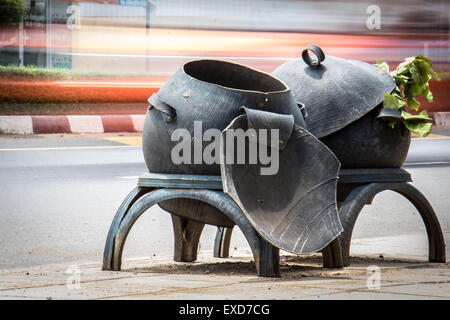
138, 172, 233, 227
142, 59, 306, 175
377, 107, 402, 121
320, 238, 343, 268
171, 215, 205, 262
273, 45, 411, 168
138, 172, 222, 189
137, 167, 409, 229
337, 167, 412, 203
272, 45, 395, 139
159, 197, 235, 228
214, 226, 234, 258
139, 168, 412, 189
320, 106, 411, 168
338, 168, 412, 183
337, 182, 447, 266
103, 186, 153, 270
104, 187, 281, 277
210, 168, 445, 269
104, 170, 441, 275
221, 108, 342, 254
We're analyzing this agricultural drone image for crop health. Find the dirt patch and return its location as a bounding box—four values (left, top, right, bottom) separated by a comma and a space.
128, 261, 259, 276
122, 254, 439, 280
125, 260, 346, 280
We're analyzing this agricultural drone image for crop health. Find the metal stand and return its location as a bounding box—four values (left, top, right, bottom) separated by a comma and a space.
214, 168, 446, 267
102, 169, 446, 277
336, 181, 446, 266
102, 173, 280, 277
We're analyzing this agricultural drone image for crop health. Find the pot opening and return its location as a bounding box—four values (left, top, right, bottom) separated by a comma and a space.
184, 60, 287, 93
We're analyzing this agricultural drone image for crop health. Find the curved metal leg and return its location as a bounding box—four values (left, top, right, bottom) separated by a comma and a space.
214, 227, 234, 258
212, 226, 279, 276
171, 214, 205, 262
216, 223, 343, 268
103, 187, 154, 270
258, 241, 280, 277
106, 188, 280, 277
321, 238, 343, 268
338, 182, 446, 266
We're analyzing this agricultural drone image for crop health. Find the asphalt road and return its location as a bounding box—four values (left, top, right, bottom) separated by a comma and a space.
0, 133, 449, 270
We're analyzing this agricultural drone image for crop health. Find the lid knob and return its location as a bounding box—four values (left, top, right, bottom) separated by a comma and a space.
302, 44, 325, 68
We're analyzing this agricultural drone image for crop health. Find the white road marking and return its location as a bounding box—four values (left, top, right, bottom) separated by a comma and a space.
114, 176, 140, 179
0, 146, 138, 152
404, 161, 450, 166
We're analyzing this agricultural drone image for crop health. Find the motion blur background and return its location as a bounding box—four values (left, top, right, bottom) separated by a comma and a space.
0, 0, 449, 112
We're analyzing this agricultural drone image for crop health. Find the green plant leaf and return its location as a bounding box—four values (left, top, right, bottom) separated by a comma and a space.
383, 93, 406, 110
416, 56, 441, 81
422, 83, 433, 102
415, 61, 433, 84
375, 55, 438, 137
404, 82, 422, 98
387, 119, 398, 129
393, 75, 408, 88
403, 120, 432, 137
395, 57, 414, 75
409, 63, 424, 87
0, 0, 25, 24
406, 96, 420, 111
416, 55, 432, 66
375, 61, 390, 73
401, 110, 432, 121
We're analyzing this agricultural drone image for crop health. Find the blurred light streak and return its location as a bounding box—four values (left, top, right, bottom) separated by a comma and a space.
55, 81, 165, 87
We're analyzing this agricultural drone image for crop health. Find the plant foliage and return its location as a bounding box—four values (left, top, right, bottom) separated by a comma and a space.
0, 0, 26, 24
375, 56, 440, 137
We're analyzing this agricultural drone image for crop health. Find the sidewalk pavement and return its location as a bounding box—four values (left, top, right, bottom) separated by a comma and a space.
0, 233, 448, 300
1, 112, 450, 134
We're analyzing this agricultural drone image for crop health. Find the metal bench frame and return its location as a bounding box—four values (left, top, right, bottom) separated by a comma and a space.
103, 168, 446, 277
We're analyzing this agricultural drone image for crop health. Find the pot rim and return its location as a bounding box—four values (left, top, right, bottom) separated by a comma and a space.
182, 59, 292, 96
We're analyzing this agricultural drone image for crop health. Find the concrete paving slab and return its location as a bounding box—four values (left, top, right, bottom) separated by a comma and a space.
140, 282, 344, 300
347, 264, 450, 285
378, 282, 450, 299
0, 249, 448, 300
0, 262, 140, 291
0, 273, 235, 300
305, 290, 448, 300
350, 233, 430, 260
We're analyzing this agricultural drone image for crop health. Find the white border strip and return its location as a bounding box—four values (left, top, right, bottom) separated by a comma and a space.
0, 116, 33, 134
68, 115, 104, 133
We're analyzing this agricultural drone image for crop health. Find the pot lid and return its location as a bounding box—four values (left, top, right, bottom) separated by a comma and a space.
273, 44, 395, 138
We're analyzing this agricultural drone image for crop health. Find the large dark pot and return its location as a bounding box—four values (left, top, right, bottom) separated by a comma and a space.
320, 105, 411, 168
272, 44, 410, 168
143, 59, 306, 175
143, 60, 307, 226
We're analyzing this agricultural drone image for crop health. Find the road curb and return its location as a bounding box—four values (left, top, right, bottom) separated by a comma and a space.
1, 112, 450, 134
430, 112, 450, 128
0, 114, 146, 134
